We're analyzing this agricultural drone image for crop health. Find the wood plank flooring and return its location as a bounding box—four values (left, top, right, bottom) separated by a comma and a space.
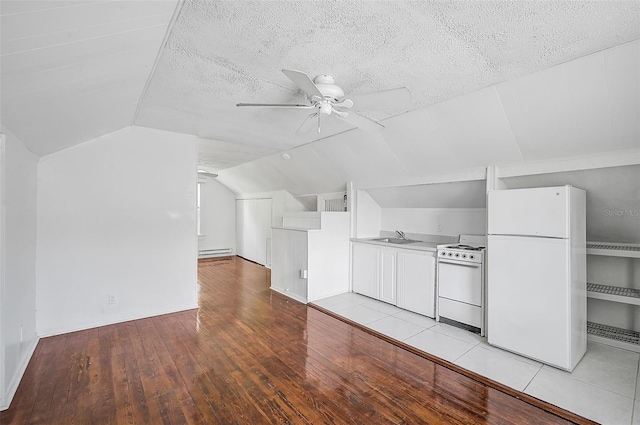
1, 256, 592, 424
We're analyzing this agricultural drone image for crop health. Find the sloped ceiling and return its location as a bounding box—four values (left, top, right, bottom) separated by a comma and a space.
1, 0, 180, 155
137, 0, 640, 178
1, 1, 639, 196
217, 40, 640, 195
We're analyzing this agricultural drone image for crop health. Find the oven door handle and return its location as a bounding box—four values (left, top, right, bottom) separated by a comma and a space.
437, 258, 482, 268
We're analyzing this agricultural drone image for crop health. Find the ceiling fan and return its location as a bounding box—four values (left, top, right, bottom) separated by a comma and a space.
237, 69, 411, 134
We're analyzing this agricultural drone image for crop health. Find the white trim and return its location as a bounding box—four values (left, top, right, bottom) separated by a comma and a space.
496, 149, 640, 178
131, 0, 186, 125
37, 304, 198, 338
0, 336, 39, 411
485, 166, 507, 191
0, 133, 6, 408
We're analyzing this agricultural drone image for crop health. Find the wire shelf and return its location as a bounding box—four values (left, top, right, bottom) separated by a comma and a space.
587, 244, 640, 252
587, 283, 640, 299
587, 322, 640, 345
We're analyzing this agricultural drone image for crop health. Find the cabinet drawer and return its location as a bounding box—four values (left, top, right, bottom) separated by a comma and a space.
438, 297, 482, 328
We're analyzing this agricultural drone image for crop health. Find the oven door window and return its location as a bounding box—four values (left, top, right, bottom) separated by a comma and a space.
438, 260, 482, 306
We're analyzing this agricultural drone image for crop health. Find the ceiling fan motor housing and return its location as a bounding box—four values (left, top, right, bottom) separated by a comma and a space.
312, 74, 345, 101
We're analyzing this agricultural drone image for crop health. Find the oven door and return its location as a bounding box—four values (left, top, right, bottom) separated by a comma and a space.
437, 258, 482, 306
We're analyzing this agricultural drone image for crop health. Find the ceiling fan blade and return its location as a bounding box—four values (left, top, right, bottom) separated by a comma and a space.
347, 87, 412, 111
334, 98, 353, 109
295, 112, 318, 134
236, 103, 314, 109
332, 109, 348, 118
282, 69, 324, 99
337, 111, 384, 133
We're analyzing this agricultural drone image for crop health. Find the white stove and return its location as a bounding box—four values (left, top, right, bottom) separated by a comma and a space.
436, 235, 487, 335
437, 244, 485, 263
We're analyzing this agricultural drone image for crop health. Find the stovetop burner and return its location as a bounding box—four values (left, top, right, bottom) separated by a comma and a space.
445, 244, 485, 251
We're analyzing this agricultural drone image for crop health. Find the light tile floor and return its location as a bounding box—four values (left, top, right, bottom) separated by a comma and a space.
313, 292, 639, 425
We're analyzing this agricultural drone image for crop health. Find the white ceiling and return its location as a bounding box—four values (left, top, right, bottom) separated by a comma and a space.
1, 1, 639, 195
1, 0, 179, 155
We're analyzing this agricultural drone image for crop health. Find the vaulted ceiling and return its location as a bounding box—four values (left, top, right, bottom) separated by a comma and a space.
1, 1, 639, 195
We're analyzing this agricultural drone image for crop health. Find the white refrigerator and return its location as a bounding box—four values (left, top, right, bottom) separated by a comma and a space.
487, 186, 586, 371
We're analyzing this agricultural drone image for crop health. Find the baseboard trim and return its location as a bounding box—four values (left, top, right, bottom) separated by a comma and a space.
37, 303, 199, 338
1, 336, 40, 411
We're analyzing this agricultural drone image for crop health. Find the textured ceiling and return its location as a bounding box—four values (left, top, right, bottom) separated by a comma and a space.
1, 0, 639, 179
135, 0, 640, 172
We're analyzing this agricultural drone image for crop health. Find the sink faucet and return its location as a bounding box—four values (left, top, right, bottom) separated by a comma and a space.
396, 230, 406, 239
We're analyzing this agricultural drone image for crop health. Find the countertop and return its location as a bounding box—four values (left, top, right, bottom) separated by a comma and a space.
351, 237, 440, 252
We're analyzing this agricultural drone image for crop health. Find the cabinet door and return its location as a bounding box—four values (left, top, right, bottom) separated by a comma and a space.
236, 199, 256, 261
236, 198, 272, 265
378, 248, 397, 305
236, 200, 246, 258
397, 250, 436, 317
352, 243, 378, 298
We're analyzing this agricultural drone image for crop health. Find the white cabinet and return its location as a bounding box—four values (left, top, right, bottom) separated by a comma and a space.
352, 242, 436, 318
378, 248, 397, 304
352, 243, 378, 298
397, 249, 436, 318
236, 198, 272, 266
271, 213, 350, 303
586, 242, 640, 352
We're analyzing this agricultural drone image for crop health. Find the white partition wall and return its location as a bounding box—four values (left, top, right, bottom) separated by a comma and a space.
36, 127, 199, 337
0, 128, 39, 410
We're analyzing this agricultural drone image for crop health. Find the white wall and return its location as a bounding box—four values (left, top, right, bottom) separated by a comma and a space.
198, 176, 236, 256
36, 126, 198, 336
0, 128, 39, 410
381, 208, 487, 237
366, 181, 486, 208
354, 190, 381, 238
501, 164, 640, 242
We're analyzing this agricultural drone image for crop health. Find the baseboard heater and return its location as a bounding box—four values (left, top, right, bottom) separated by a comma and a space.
198, 248, 232, 258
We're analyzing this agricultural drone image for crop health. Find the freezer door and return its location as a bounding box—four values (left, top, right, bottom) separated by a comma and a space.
488, 187, 569, 238
487, 235, 573, 369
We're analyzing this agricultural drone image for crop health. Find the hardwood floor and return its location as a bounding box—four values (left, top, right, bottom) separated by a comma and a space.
1, 257, 592, 424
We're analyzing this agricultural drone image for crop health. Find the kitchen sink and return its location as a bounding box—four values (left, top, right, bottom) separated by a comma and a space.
373, 237, 420, 245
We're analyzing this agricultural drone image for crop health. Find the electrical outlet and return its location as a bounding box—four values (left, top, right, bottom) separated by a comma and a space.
108, 294, 117, 304
437, 224, 443, 233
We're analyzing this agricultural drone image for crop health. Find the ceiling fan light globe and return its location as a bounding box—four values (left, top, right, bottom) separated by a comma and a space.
319, 103, 333, 115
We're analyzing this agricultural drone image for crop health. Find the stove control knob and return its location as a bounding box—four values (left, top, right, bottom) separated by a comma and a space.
469, 255, 475, 260
448, 252, 453, 257
462, 254, 467, 259
455, 253, 460, 257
